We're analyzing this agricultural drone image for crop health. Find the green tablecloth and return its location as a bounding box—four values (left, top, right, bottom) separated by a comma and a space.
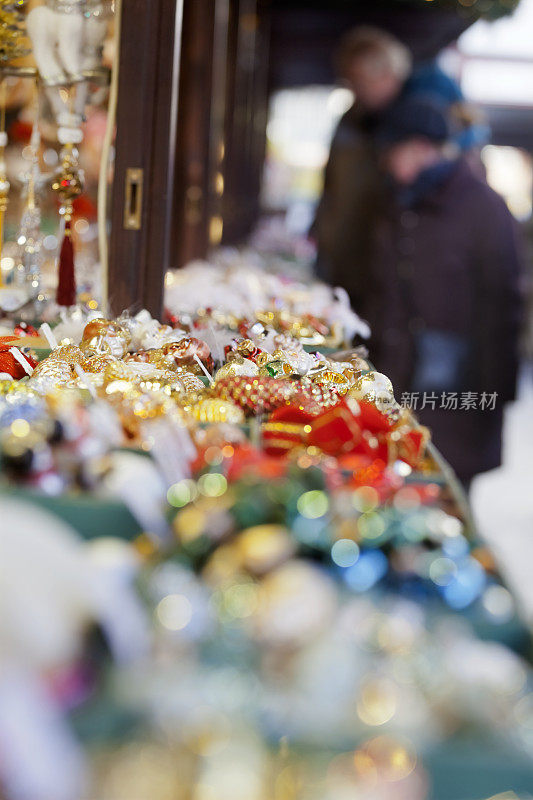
1, 486, 143, 540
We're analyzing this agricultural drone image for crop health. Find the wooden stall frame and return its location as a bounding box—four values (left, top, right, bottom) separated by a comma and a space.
108, 0, 184, 318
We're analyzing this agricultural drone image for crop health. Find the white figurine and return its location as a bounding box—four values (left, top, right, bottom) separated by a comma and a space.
26, 1, 110, 128
0, 498, 149, 800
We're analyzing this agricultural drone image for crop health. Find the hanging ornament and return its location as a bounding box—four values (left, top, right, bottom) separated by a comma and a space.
51, 123, 84, 306
15, 87, 44, 296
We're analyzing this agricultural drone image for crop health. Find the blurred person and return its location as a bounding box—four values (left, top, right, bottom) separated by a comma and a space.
313, 26, 488, 304
364, 96, 523, 488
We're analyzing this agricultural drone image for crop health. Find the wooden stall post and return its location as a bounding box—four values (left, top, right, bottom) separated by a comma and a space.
108, 0, 184, 318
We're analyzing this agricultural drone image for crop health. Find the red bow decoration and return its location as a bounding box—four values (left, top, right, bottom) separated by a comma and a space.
263, 399, 427, 469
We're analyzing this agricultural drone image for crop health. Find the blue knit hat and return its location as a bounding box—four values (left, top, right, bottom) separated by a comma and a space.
376, 95, 451, 147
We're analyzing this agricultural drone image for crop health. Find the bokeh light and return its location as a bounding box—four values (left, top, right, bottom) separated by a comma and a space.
156, 594, 193, 631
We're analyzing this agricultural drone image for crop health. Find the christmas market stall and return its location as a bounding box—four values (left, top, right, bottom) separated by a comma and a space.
0, 2, 532, 800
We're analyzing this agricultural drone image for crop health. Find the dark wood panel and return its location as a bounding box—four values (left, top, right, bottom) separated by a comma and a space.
221, 0, 271, 244
172, 0, 217, 268
108, 0, 183, 317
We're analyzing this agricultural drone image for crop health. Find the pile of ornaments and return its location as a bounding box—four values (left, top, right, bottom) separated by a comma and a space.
164, 257, 371, 346
0, 305, 428, 491
2, 303, 533, 800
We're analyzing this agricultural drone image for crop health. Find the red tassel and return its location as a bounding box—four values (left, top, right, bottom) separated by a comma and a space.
56, 218, 76, 306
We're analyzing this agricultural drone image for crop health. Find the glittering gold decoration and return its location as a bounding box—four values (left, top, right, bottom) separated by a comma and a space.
348, 371, 394, 402
174, 372, 207, 393
348, 371, 402, 421
81, 320, 131, 359
215, 355, 259, 380
31, 345, 85, 382
124, 350, 155, 365
234, 339, 259, 359
171, 389, 208, 413
102, 361, 138, 383
255, 352, 270, 369
31, 358, 73, 382
80, 335, 112, 358
161, 338, 213, 372
256, 349, 295, 378
312, 369, 350, 395
51, 344, 85, 364
0, 2, 29, 64
342, 367, 357, 383
189, 398, 245, 424
297, 376, 343, 411
211, 376, 300, 416
255, 309, 329, 346
83, 353, 118, 373
258, 359, 293, 379
52, 145, 84, 210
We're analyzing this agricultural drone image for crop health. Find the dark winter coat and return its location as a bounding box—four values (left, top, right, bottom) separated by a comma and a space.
313, 63, 488, 298
312, 105, 386, 300
364, 158, 524, 482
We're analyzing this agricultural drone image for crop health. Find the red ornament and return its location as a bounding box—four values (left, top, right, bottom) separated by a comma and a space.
211, 376, 300, 416
13, 322, 39, 338
0, 337, 37, 379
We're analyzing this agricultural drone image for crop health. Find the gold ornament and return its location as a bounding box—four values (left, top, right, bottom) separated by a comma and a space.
50, 344, 85, 364
256, 350, 294, 378
31, 345, 85, 383
0, 2, 29, 65
102, 361, 138, 384
235, 339, 259, 359
83, 353, 118, 373
171, 388, 208, 413
31, 358, 73, 383
80, 335, 113, 358
52, 144, 84, 208
258, 359, 293, 379
189, 398, 245, 424
82, 319, 131, 358
215, 355, 259, 380
172, 372, 205, 393
312, 369, 350, 395
348, 371, 400, 417
342, 367, 357, 383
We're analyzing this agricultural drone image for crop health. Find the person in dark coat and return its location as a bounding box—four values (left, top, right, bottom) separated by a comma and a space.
313, 26, 489, 301
313, 27, 412, 296
365, 96, 524, 486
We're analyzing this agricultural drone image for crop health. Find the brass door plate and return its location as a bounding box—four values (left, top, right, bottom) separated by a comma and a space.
124, 168, 143, 230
